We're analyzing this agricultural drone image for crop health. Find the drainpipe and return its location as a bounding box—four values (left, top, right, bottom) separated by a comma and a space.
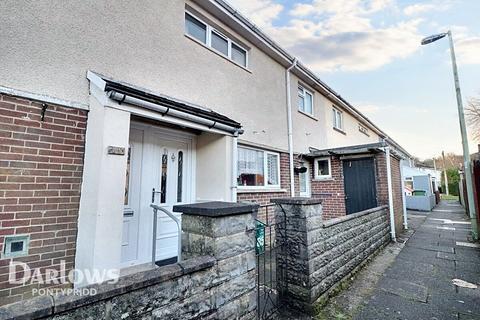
231, 130, 239, 202
400, 163, 408, 230
385, 146, 397, 241
286, 58, 298, 197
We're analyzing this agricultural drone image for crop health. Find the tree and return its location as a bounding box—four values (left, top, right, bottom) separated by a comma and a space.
441, 168, 460, 196
466, 95, 480, 142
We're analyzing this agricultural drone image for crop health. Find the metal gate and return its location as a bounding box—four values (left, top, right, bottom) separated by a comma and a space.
255, 204, 287, 319
343, 157, 377, 214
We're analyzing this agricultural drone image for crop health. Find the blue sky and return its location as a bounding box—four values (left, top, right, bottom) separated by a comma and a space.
228, 0, 480, 159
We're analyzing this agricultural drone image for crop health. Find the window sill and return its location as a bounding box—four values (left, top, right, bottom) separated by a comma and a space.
298, 110, 318, 121
333, 127, 346, 135
185, 34, 252, 73
237, 188, 287, 194
313, 177, 334, 182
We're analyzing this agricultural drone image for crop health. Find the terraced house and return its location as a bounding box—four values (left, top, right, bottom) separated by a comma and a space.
0, 0, 410, 311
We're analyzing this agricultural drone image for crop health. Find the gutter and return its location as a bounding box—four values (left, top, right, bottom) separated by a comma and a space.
286, 58, 298, 197
108, 91, 243, 135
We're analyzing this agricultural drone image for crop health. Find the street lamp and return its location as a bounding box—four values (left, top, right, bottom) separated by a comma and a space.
421, 31, 479, 239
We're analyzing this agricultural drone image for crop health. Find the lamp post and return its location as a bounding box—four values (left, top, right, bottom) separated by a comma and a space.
421, 31, 478, 239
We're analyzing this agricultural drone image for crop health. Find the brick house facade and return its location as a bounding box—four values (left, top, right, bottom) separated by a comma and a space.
0, 94, 87, 305
310, 157, 347, 220
308, 152, 404, 234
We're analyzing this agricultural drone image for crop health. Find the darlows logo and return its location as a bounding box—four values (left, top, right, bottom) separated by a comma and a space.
9, 261, 120, 287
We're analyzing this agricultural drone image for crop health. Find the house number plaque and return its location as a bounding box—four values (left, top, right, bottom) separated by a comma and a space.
107, 146, 125, 156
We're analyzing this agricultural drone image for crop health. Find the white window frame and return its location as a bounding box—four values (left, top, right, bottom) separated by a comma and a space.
314, 157, 332, 180
299, 167, 311, 197
332, 107, 344, 131
185, 11, 249, 68
298, 85, 314, 115
237, 146, 281, 190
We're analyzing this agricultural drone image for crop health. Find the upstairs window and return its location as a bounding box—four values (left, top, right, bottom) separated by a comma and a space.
332, 107, 344, 131
231, 43, 247, 67
237, 146, 280, 188
211, 30, 228, 56
185, 13, 207, 44
185, 12, 248, 68
298, 85, 313, 115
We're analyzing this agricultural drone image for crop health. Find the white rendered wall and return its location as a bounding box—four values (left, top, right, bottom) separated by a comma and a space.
75, 90, 130, 285
196, 133, 233, 202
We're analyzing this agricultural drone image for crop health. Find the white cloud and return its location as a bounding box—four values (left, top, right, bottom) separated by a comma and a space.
403, 1, 451, 16
456, 36, 480, 65
270, 0, 423, 72
225, 0, 429, 72
225, 0, 283, 28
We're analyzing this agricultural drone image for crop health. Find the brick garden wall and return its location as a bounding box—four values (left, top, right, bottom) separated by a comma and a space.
376, 153, 404, 235
0, 94, 87, 305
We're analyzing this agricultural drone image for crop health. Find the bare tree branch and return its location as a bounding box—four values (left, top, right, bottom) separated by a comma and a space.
466, 95, 480, 142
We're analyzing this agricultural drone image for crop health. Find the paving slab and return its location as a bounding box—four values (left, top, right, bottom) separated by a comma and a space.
377, 277, 429, 303
354, 200, 480, 320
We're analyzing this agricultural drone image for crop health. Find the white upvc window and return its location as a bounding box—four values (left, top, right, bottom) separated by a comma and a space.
237, 146, 280, 189
185, 11, 248, 68
298, 85, 314, 115
314, 157, 331, 179
299, 167, 311, 197
332, 107, 344, 131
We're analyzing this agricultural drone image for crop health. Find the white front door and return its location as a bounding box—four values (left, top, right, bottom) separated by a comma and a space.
121, 124, 194, 267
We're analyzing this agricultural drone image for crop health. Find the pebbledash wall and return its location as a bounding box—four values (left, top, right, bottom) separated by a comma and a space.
0, 93, 87, 305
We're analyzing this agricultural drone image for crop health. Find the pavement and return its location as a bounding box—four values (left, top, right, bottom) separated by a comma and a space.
355, 200, 480, 320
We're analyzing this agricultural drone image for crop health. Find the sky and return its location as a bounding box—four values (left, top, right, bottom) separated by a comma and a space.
227, 0, 480, 159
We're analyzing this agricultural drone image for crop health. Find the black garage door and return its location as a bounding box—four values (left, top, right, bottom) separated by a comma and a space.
343, 157, 377, 215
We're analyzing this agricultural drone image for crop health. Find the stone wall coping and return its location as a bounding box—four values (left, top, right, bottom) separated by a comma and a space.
270, 197, 323, 205
0, 256, 215, 320
173, 201, 259, 217
322, 205, 388, 228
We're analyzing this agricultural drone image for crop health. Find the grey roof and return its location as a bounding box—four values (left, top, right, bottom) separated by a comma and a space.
306, 142, 386, 157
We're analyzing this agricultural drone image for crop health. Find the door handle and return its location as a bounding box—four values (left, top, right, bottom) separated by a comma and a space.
151, 188, 163, 203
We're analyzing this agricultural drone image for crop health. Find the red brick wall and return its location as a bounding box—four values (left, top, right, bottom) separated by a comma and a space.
310, 157, 347, 219
0, 94, 87, 305
376, 153, 404, 235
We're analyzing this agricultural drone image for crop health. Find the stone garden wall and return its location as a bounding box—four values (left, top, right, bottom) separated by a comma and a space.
271, 198, 391, 313
0, 202, 258, 320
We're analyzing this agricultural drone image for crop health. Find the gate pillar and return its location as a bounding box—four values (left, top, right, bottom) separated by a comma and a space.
271, 197, 323, 313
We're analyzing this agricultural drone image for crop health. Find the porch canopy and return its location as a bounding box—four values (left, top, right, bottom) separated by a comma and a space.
87, 71, 243, 136
306, 142, 386, 158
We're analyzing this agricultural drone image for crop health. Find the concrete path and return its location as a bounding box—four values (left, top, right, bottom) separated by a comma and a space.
355, 201, 480, 320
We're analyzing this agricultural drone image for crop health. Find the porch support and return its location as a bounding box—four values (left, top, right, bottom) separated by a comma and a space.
75, 88, 131, 285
